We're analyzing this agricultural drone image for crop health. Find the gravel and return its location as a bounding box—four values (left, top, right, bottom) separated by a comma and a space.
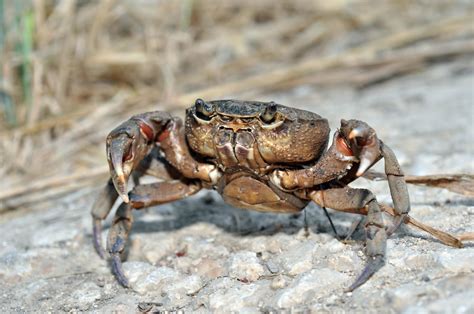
0, 61, 473, 312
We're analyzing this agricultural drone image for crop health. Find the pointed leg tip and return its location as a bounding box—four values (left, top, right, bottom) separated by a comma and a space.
348, 255, 385, 292
344, 286, 355, 293
345, 280, 363, 293
387, 213, 407, 236
94, 244, 107, 260
111, 253, 130, 288
117, 276, 130, 288
93, 219, 107, 259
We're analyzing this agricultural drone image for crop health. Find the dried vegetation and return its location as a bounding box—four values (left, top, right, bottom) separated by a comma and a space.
0, 0, 473, 210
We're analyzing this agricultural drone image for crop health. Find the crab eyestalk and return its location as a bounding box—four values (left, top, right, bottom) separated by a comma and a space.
195, 98, 215, 118
260, 102, 277, 123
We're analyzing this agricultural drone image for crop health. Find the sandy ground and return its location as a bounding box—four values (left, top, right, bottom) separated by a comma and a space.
0, 60, 473, 313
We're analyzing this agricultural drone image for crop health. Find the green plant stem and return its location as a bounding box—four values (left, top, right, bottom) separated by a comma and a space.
21, 10, 34, 120
0, 0, 18, 126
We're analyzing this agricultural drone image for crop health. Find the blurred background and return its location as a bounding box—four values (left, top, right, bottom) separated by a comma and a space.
0, 2, 473, 312
0, 0, 473, 211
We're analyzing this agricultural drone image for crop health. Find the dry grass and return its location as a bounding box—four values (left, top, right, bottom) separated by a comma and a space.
0, 0, 473, 210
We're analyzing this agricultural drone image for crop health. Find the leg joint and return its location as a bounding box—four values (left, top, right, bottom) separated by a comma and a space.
365, 221, 385, 230
110, 237, 126, 254
358, 189, 377, 205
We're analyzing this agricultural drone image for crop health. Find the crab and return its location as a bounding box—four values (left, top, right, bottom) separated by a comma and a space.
91, 99, 410, 292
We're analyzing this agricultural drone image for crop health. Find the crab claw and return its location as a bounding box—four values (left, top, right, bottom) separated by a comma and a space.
357, 143, 380, 177
107, 133, 133, 203
340, 119, 381, 177
105, 117, 154, 203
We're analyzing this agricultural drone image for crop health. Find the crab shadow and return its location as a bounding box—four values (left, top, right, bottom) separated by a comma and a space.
103, 190, 367, 242
101, 189, 471, 247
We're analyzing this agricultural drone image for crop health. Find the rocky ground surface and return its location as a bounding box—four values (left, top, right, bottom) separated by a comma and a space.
1, 60, 473, 313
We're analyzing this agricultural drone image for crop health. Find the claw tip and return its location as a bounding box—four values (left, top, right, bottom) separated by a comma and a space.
120, 194, 130, 203
356, 158, 372, 177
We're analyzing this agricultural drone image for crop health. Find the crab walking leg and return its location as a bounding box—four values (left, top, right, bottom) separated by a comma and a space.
381, 143, 410, 235
91, 150, 181, 259
91, 179, 119, 259
309, 187, 387, 292
107, 202, 133, 287
128, 180, 201, 209
107, 181, 201, 287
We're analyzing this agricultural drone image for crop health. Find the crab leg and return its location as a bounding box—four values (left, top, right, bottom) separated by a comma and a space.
309, 187, 387, 292
91, 149, 181, 258
96, 111, 218, 261
107, 180, 201, 287
272, 119, 410, 236
91, 179, 119, 259
108, 202, 133, 287
380, 143, 410, 235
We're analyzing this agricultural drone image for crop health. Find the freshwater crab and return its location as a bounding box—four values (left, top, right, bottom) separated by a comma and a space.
92, 99, 410, 292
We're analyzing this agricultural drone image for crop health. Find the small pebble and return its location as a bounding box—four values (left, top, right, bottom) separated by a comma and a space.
227, 251, 265, 282
271, 275, 287, 290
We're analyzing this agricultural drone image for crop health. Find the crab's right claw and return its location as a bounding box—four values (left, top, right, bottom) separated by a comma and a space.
107, 134, 133, 202
106, 122, 150, 203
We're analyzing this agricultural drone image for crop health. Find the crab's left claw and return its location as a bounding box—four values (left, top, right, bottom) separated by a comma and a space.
340, 119, 381, 177
340, 119, 410, 236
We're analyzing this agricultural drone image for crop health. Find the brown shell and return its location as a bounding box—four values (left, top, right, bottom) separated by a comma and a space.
184, 100, 330, 167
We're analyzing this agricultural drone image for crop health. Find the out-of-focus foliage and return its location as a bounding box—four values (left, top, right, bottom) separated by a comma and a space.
0, 0, 472, 206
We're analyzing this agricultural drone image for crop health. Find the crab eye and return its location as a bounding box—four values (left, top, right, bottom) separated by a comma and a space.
195, 98, 215, 120
260, 102, 277, 124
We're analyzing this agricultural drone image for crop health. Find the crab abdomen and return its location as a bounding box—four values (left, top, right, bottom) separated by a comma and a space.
221, 176, 308, 213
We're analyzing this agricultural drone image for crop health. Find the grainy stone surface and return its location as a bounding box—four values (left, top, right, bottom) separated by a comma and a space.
227, 251, 266, 282
0, 61, 473, 313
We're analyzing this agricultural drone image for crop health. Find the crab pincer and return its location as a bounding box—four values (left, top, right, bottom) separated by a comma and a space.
339, 119, 410, 235
92, 117, 156, 254
339, 119, 381, 177
106, 120, 153, 203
